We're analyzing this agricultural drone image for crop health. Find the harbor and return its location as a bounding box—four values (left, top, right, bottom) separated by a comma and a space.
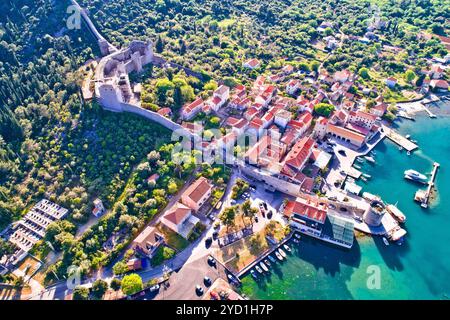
240, 110, 450, 300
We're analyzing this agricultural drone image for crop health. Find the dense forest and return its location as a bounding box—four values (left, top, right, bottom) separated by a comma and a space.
1, 0, 449, 281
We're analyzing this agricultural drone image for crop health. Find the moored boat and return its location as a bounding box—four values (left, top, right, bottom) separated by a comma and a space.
260, 261, 269, 272
364, 156, 376, 163
361, 176, 368, 182
268, 255, 276, 263
356, 157, 364, 163
283, 244, 291, 252
278, 248, 287, 258
275, 251, 283, 261
264, 259, 271, 267
255, 265, 263, 273
250, 269, 258, 279
363, 173, 371, 178
382, 237, 390, 246
386, 204, 407, 223
353, 164, 362, 170
404, 169, 428, 184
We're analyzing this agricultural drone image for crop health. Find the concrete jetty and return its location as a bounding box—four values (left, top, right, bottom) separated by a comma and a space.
418, 162, 440, 208
382, 125, 418, 152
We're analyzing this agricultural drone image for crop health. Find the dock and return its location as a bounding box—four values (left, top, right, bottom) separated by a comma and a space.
421, 103, 437, 118
417, 162, 440, 208
397, 110, 415, 121
382, 125, 418, 152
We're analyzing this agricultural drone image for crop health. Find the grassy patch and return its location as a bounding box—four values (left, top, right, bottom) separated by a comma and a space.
157, 224, 189, 251
150, 246, 176, 266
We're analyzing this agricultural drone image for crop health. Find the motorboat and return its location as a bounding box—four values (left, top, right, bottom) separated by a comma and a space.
260, 261, 269, 272
278, 248, 287, 258
264, 259, 271, 267
250, 269, 258, 279
361, 176, 368, 182
294, 233, 301, 239
356, 157, 364, 163
399, 146, 403, 151
382, 237, 390, 246
363, 173, 371, 179
386, 203, 406, 223
268, 255, 276, 263
283, 244, 292, 253
275, 251, 283, 261
364, 156, 376, 163
407, 151, 411, 156
353, 164, 362, 170
255, 265, 263, 273
406, 134, 411, 139
404, 169, 428, 184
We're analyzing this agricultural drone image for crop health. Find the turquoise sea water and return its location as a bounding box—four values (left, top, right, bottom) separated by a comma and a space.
240, 102, 450, 300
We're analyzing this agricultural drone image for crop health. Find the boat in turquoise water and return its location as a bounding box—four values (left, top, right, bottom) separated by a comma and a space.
404, 169, 428, 184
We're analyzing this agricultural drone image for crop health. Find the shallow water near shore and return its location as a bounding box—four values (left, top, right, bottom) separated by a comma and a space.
239, 101, 450, 300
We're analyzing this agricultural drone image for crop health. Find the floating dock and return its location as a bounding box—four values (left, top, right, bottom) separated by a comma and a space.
416, 162, 440, 208
382, 125, 418, 152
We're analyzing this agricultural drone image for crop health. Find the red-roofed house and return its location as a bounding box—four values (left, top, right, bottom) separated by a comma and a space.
282, 196, 327, 237
431, 64, 444, 79
181, 97, 204, 120
282, 136, 315, 174
348, 110, 377, 129
181, 177, 213, 212
370, 103, 388, 117
430, 79, 449, 91
385, 77, 398, 88
286, 79, 300, 95
161, 202, 199, 239
157, 107, 172, 118
334, 70, 352, 83
132, 226, 164, 257
243, 58, 261, 69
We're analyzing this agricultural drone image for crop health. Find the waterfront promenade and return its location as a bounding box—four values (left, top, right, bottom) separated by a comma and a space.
382, 125, 418, 152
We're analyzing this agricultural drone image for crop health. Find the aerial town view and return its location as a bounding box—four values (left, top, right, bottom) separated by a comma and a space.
1, 0, 450, 305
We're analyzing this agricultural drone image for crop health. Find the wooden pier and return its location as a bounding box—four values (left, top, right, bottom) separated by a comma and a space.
382, 125, 418, 152
417, 162, 440, 208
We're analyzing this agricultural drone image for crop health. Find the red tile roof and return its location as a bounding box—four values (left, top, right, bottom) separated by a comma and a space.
283, 196, 328, 224
284, 136, 315, 169
164, 203, 191, 225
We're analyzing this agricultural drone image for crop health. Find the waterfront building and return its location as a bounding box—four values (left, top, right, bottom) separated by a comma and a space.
282, 196, 354, 248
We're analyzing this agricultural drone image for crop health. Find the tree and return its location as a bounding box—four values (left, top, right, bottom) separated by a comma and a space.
359, 67, 370, 79
155, 35, 164, 53
121, 274, 143, 296
220, 207, 236, 231
110, 278, 122, 291
314, 103, 335, 117
241, 200, 258, 226
73, 286, 90, 300
155, 78, 174, 105
113, 261, 128, 275
310, 61, 320, 72
91, 279, 108, 300
404, 69, 416, 84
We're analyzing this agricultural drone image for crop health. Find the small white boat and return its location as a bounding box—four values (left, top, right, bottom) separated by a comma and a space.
250, 270, 258, 279
275, 251, 283, 261
363, 173, 371, 179
260, 261, 269, 272
399, 146, 403, 151
264, 259, 271, 267
361, 176, 368, 182
268, 255, 276, 263
294, 233, 301, 239
364, 156, 376, 163
283, 244, 292, 252
255, 265, 263, 273
370, 150, 377, 156
353, 164, 362, 170
406, 134, 411, 139
293, 239, 300, 244
278, 248, 287, 258
382, 237, 390, 246
411, 139, 417, 143
356, 157, 364, 163
404, 169, 428, 184
407, 151, 411, 156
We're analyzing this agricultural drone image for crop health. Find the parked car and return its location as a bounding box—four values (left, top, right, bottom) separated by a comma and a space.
196, 285, 204, 295
149, 284, 160, 292
207, 256, 216, 266
267, 210, 273, 219
255, 216, 259, 223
